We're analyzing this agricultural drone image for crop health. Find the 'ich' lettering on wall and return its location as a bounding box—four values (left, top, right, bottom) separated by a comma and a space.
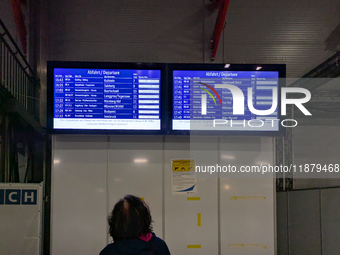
0, 189, 37, 205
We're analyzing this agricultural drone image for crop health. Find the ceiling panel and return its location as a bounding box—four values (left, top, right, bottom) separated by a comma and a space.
222, 0, 340, 77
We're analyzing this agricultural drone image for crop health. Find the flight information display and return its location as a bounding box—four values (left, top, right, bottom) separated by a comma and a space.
53, 68, 161, 130
172, 70, 280, 131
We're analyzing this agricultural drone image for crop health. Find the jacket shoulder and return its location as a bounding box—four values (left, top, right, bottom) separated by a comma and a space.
149, 234, 171, 255
99, 243, 114, 255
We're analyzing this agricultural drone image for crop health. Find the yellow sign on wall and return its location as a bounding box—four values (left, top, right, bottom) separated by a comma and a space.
171, 159, 197, 195
172, 159, 195, 172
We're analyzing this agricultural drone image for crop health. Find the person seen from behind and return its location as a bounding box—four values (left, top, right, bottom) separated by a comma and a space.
100, 195, 171, 255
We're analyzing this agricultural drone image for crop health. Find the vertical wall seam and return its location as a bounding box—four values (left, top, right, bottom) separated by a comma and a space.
162, 135, 166, 240
287, 191, 290, 255
283, 136, 286, 191
39, 182, 44, 254
217, 137, 221, 255
273, 138, 278, 255
319, 189, 323, 255
50, 135, 54, 254
106, 135, 110, 245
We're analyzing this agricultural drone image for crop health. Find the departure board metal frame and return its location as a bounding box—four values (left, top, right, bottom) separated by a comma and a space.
47, 61, 168, 135
167, 63, 286, 136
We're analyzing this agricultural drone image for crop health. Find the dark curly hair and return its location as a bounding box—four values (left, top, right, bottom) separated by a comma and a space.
108, 195, 153, 241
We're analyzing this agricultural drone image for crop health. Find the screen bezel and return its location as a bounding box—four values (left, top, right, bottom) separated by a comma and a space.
47, 61, 168, 135
167, 63, 286, 136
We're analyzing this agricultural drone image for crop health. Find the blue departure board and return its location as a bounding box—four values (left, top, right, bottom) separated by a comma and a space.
172, 70, 280, 131
53, 68, 161, 130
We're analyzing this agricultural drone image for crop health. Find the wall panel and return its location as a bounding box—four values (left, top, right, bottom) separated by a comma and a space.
321, 188, 340, 255
163, 136, 219, 255
293, 125, 340, 189
51, 135, 108, 255
288, 190, 321, 255
276, 192, 288, 255
51, 135, 275, 255
108, 136, 164, 240
219, 137, 275, 255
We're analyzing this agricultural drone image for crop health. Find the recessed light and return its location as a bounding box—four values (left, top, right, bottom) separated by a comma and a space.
134, 158, 148, 163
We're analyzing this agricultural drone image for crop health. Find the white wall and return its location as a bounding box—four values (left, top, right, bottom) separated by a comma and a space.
164, 136, 219, 255
219, 137, 275, 255
51, 136, 108, 255
51, 135, 275, 255
108, 136, 164, 240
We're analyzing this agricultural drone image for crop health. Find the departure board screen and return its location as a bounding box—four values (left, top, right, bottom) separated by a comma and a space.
172, 70, 280, 131
53, 68, 161, 130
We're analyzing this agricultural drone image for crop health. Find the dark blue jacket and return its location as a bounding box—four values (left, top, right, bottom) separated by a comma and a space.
99, 233, 170, 255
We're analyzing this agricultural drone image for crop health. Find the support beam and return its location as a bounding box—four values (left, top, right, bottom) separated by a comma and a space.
10, 0, 27, 55
210, 0, 230, 61
276, 105, 294, 191
290, 51, 340, 89
310, 90, 340, 103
